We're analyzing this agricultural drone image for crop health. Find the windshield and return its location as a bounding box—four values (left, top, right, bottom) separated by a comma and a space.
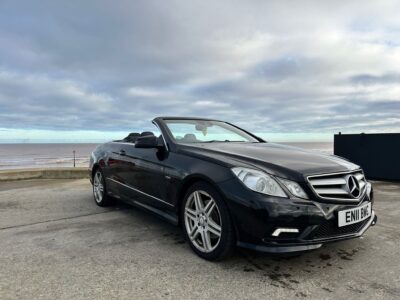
164, 119, 259, 143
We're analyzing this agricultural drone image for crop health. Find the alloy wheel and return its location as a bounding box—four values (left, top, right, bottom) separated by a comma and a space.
93, 171, 104, 203
184, 190, 222, 253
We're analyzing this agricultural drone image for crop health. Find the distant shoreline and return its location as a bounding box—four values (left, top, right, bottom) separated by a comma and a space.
0, 142, 333, 170
0, 141, 331, 144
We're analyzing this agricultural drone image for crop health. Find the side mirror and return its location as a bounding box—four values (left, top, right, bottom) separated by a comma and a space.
135, 136, 164, 149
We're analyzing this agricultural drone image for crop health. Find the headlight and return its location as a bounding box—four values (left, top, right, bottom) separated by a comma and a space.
232, 167, 287, 197
277, 178, 309, 199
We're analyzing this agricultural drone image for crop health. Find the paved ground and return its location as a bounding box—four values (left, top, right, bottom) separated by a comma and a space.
0, 179, 399, 299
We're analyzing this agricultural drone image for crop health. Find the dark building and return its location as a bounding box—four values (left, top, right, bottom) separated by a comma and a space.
334, 133, 400, 181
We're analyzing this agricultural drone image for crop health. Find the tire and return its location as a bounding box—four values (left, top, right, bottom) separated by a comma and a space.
181, 181, 235, 261
92, 168, 114, 207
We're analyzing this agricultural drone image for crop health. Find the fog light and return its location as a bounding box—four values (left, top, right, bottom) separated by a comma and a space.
272, 228, 299, 237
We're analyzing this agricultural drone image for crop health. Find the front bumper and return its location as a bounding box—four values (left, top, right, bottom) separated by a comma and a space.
217, 178, 377, 253
238, 212, 377, 253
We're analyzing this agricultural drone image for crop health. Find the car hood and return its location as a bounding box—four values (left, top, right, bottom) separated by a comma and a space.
179, 142, 360, 181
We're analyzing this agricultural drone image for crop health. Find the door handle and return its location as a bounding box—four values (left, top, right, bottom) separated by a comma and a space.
119, 149, 126, 156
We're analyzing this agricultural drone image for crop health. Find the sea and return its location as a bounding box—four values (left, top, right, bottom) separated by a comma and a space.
0, 142, 333, 170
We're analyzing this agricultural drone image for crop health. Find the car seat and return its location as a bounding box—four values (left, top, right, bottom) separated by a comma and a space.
182, 133, 197, 143
123, 132, 140, 143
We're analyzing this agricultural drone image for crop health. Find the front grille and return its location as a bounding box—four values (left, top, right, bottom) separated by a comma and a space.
309, 217, 370, 240
307, 170, 366, 201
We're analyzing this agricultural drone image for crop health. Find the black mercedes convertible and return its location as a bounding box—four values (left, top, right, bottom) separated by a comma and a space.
89, 117, 377, 260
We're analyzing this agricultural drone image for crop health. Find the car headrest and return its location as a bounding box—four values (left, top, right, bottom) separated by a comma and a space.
123, 132, 140, 143
182, 133, 197, 142
140, 131, 155, 137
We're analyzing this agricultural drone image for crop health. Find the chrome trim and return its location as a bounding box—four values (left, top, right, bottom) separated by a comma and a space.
307, 169, 363, 178
310, 178, 346, 186
111, 142, 138, 146
111, 139, 168, 149
315, 188, 348, 195
106, 177, 174, 207
307, 169, 367, 201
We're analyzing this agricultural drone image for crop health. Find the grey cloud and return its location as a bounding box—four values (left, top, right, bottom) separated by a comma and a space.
349, 73, 400, 85
0, 0, 400, 136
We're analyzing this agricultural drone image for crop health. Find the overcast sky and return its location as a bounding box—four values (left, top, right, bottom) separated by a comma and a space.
1, 1, 399, 142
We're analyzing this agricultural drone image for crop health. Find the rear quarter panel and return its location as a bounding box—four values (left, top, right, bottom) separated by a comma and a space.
89, 143, 115, 177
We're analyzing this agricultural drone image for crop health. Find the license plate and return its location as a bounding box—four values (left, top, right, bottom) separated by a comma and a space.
338, 202, 372, 227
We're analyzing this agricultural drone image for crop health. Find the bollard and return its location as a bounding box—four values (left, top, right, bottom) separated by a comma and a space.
73, 150, 76, 168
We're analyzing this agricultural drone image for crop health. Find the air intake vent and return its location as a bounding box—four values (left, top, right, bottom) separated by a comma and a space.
307, 170, 366, 201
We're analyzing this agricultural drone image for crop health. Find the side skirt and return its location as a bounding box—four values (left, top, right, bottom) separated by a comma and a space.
107, 190, 179, 226
132, 200, 179, 225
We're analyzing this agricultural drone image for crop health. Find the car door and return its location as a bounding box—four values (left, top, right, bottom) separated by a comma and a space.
116, 139, 171, 212
102, 142, 131, 200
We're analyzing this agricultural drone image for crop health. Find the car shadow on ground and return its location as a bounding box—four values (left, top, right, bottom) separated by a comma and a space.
110, 198, 368, 295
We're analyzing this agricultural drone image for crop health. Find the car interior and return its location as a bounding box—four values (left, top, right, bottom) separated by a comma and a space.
117, 132, 199, 144
179, 134, 197, 143
116, 131, 159, 144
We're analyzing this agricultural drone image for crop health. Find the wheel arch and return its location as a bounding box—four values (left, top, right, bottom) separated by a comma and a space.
176, 174, 232, 227
91, 158, 106, 180
91, 163, 100, 180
